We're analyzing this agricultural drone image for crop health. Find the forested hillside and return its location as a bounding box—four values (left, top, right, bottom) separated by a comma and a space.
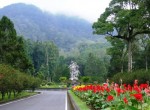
1, 0, 150, 91
0, 3, 110, 84
0, 3, 106, 51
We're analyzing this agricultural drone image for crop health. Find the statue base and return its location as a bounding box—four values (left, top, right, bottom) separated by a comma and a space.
71, 79, 78, 86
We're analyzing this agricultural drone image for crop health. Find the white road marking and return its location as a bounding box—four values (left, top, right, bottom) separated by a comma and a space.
65, 92, 67, 110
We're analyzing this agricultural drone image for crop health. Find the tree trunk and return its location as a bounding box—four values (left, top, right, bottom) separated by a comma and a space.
13, 91, 16, 97
45, 47, 50, 81
1, 92, 5, 100
146, 56, 148, 71
128, 40, 132, 72
121, 51, 125, 73
121, 64, 123, 73
8, 91, 11, 99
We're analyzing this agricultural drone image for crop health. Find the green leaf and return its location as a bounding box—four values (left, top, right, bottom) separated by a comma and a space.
117, 104, 125, 110
127, 105, 138, 110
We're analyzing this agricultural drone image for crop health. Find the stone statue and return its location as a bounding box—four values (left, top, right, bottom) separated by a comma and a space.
69, 61, 80, 81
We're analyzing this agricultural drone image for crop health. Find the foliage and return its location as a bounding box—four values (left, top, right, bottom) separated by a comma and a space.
0, 7, 110, 83
0, 64, 41, 100
133, 35, 150, 71
106, 37, 127, 76
81, 76, 91, 84
111, 70, 150, 85
40, 83, 66, 89
0, 91, 37, 103
93, 0, 150, 72
0, 16, 33, 73
52, 56, 70, 82
84, 53, 107, 83
26, 40, 60, 81
59, 77, 67, 84
106, 34, 150, 77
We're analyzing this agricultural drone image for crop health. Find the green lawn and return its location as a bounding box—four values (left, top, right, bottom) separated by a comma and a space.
68, 90, 90, 110
40, 84, 67, 89
0, 91, 38, 104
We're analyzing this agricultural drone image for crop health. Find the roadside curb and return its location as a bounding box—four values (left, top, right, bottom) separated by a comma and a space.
67, 91, 80, 110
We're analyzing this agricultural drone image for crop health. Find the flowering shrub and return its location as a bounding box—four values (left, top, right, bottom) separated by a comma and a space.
72, 80, 150, 110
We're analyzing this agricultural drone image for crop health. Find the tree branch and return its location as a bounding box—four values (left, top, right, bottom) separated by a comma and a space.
106, 32, 113, 36
133, 30, 150, 37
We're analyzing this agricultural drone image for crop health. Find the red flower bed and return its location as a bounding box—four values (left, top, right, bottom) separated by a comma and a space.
73, 80, 150, 109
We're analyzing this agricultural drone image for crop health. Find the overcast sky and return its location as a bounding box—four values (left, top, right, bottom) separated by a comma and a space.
0, 0, 111, 22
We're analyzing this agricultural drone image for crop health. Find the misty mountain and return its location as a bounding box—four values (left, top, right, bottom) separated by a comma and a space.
0, 3, 105, 50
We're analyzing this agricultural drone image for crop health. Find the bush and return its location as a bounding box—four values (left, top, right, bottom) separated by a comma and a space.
30, 77, 41, 91
0, 64, 41, 99
47, 82, 54, 86
41, 83, 46, 86
81, 76, 91, 84
59, 77, 67, 84
41, 80, 47, 86
111, 69, 150, 84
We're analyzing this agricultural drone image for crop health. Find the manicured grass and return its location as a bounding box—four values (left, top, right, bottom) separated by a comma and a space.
68, 90, 90, 110
0, 91, 38, 104
40, 84, 67, 88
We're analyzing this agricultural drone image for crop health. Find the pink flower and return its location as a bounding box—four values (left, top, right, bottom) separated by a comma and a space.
144, 88, 150, 96
134, 80, 138, 85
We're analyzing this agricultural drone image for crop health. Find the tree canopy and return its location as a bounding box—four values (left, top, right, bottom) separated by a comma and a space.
93, 0, 150, 72
0, 16, 33, 73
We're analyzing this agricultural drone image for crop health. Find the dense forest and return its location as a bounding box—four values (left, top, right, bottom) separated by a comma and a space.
0, 0, 150, 89
0, 3, 110, 84
0, 15, 110, 84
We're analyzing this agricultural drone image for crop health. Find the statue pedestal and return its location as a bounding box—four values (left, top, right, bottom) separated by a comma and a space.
71, 79, 78, 86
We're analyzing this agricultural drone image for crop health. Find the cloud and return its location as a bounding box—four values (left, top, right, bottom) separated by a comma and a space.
0, 0, 111, 22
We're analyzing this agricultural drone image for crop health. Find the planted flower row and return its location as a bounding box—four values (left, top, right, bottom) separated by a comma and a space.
72, 80, 150, 110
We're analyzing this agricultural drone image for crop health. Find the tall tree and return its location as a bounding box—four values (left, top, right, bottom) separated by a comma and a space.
32, 41, 45, 75
0, 16, 17, 63
136, 34, 150, 71
52, 56, 70, 82
93, 0, 150, 72
44, 41, 59, 82
0, 16, 33, 73
29, 41, 59, 81
84, 53, 107, 82
106, 37, 127, 76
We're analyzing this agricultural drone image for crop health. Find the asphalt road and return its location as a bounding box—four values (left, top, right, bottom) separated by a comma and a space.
0, 90, 67, 110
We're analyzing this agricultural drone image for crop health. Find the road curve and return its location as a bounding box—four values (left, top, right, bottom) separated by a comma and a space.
0, 90, 67, 110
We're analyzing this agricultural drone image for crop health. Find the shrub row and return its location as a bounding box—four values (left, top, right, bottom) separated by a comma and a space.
0, 64, 41, 100
111, 70, 150, 84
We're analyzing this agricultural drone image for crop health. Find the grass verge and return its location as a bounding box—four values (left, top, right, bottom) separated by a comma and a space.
0, 91, 38, 104
40, 84, 66, 89
68, 90, 90, 110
